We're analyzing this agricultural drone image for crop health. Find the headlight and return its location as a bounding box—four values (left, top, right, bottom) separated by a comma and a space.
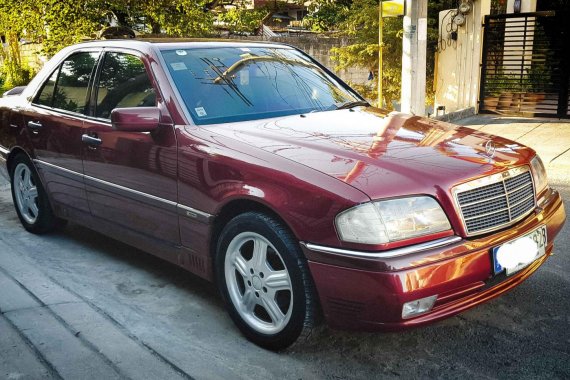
336, 196, 451, 245
530, 155, 548, 194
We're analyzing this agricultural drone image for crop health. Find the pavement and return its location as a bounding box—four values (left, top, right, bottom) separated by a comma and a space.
455, 115, 570, 181
0, 114, 569, 380
0, 224, 191, 380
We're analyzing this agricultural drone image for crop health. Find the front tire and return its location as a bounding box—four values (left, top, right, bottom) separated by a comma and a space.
216, 212, 317, 350
10, 154, 64, 234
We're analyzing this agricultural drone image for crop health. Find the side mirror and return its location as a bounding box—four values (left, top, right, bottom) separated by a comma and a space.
110, 107, 160, 132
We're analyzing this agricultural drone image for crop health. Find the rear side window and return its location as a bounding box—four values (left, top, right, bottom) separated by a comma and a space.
34, 52, 100, 114
95, 52, 156, 119
35, 69, 59, 107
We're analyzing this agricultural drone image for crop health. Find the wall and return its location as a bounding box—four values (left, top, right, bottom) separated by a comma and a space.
434, 0, 491, 115
19, 43, 46, 72
435, 0, 539, 116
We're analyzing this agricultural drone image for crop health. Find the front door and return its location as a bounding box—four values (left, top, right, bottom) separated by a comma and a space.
82, 51, 179, 245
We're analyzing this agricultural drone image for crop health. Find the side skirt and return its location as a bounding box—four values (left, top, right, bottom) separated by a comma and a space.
60, 204, 214, 282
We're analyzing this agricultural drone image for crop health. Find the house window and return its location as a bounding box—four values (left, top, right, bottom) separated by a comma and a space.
490, 0, 508, 14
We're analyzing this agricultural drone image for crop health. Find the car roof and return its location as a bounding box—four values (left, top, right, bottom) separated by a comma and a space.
71, 38, 294, 51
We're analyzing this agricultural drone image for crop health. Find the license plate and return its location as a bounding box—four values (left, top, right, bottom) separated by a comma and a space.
492, 225, 547, 276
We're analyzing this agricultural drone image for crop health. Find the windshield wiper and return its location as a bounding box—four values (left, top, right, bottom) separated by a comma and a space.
335, 100, 370, 110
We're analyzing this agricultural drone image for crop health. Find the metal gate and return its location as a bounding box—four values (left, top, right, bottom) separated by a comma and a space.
479, 11, 570, 118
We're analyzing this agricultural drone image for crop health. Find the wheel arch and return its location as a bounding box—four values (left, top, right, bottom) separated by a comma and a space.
210, 198, 302, 263
6, 146, 35, 177
211, 197, 323, 347
6, 147, 55, 215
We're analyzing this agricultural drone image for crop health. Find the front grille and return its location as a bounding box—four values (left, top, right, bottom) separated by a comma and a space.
455, 167, 535, 235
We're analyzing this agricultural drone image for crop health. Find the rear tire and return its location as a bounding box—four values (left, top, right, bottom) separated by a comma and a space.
10, 154, 65, 234
215, 212, 317, 350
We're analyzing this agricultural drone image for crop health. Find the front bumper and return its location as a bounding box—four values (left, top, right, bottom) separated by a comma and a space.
303, 188, 566, 331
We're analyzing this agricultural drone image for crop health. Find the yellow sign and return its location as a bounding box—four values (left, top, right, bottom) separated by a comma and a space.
382, 0, 405, 18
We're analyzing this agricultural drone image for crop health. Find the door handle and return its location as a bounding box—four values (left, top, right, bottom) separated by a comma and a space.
27, 121, 43, 130
81, 134, 102, 146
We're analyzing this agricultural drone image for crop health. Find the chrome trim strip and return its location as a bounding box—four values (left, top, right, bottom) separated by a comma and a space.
34, 159, 83, 178
302, 236, 463, 259
34, 159, 213, 222
502, 180, 513, 220
460, 192, 506, 208
464, 207, 509, 221
453, 166, 532, 194
508, 182, 533, 194
452, 166, 536, 237
85, 175, 177, 207
510, 194, 534, 208
0, 145, 9, 157
84, 175, 178, 213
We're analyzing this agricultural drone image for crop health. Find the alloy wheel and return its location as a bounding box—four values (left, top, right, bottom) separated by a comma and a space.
13, 163, 39, 224
224, 231, 294, 334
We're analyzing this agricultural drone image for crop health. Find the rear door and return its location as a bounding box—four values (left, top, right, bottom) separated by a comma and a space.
82, 50, 180, 245
22, 50, 101, 214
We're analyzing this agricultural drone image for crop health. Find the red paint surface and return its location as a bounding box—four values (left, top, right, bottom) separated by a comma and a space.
0, 40, 566, 330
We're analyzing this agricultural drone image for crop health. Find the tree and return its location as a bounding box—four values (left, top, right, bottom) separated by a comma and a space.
135, 0, 214, 37
0, 0, 44, 88
219, 6, 267, 34
308, 0, 457, 110
327, 0, 403, 108
304, 0, 351, 32
41, 0, 102, 56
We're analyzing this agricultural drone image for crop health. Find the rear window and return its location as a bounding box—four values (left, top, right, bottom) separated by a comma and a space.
160, 47, 359, 125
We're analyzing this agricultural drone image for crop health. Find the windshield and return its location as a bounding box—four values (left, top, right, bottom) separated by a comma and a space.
160, 46, 361, 125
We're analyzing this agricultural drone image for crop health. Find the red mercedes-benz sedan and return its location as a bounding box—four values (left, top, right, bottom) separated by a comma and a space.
0, 40, 565, 350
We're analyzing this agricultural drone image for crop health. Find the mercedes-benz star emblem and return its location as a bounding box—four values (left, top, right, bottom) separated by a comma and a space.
484, 140, 496, 158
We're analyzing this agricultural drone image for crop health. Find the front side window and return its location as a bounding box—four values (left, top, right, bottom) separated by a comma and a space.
160, 47, 360, 125
34, 51, 99, 114
95, 52, 156, 119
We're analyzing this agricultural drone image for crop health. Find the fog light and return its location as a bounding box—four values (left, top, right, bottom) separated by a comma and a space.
402, 295, 438, 319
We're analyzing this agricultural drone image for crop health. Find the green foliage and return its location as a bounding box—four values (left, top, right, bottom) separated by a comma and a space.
141, 0, 214, 37
0, 0, 42, 90
310, 0, 457, 109
0, 0, 219, 89
326, 0, 403, 108
304, 0, 351, 32
0, 0, 456, 104
348, 81, 376, 102
41, 0, 102, 56
219, 7, 266, 34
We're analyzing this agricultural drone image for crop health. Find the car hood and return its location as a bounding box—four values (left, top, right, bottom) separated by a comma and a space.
205, 108, 535, 200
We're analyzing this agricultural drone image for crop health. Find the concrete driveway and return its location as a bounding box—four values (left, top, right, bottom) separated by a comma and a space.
1, 119, 569, 379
